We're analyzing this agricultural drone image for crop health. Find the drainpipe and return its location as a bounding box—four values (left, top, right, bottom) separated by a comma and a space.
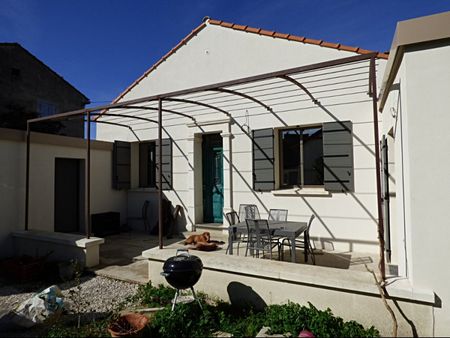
370, 57, 386, 281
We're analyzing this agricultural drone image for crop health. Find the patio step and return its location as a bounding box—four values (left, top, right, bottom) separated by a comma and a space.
194, 223, 228, 240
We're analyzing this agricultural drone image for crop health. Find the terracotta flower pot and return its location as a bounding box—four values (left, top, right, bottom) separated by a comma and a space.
107, 313, 149, 337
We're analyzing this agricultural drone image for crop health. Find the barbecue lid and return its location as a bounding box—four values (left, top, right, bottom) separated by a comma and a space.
163, 251, 203, 273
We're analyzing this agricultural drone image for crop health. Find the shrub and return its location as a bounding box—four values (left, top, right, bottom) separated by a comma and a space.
130, 281, 176, 307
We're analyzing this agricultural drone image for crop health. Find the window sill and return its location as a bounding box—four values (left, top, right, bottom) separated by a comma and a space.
271, 187, 331, 197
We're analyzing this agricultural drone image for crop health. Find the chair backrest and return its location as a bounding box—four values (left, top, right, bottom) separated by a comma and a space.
142, 200, 150, 219
269, 209, 288, 221
305, 214, 315, 236
239, 204, 260, 220
246, 219, 271, 242
225, 211, 240, 225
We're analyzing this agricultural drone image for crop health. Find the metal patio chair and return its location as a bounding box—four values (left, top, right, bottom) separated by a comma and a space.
245, 219, 280, 260
225, 211, 245, 255
127, 200, 150, 232
269, 209, 288, 222
239, 204, 260, 221
280, 214, 316, 264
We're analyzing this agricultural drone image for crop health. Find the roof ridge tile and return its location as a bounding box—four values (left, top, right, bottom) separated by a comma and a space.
208, 18, 388, 59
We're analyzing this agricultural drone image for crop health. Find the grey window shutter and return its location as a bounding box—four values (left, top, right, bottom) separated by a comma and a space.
112, 141, 131, 190
323, 121, 354, 192
252, 128, 275, 191
156, 138, 172, 190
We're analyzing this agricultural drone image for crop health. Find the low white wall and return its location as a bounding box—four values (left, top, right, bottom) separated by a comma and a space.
0, 128, 127, 257
144, 247, 434, 337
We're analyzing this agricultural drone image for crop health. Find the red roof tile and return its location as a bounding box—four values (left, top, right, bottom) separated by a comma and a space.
209, 18, 388, 59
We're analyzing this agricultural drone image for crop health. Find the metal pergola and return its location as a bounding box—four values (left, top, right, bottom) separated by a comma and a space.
24, 52, 387, 279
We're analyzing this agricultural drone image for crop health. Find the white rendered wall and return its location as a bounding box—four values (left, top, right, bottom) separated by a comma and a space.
382, 41, 450, 335
97, 23, 387, 253
402, 42, 450, 336
0, 130, 127, 257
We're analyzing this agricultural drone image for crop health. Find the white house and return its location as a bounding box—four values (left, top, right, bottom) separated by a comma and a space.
96, 18, 388, 258
3, 12, 450, 336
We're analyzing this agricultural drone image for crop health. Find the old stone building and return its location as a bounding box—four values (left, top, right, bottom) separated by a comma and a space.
0, 43, 89, 137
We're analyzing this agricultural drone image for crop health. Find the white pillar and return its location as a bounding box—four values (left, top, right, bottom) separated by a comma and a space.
187, 133, 203, 229
221, 129, 234, 223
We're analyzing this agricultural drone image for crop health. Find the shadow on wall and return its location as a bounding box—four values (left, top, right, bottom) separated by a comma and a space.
227, 281, 267, 312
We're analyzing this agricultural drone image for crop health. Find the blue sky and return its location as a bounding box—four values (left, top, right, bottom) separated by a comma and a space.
1, 0, 449, 106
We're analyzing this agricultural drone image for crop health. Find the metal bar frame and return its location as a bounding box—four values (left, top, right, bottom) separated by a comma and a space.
25, 124, 30, 230
210, 88, 273, 111
158, 99, 163, 249
119, 105, 195, 121
278, 75, 320, 104
162, 98, 230, 116
88, 120, 141, 141
24, 52, 384, 260
86, 112, 91, 239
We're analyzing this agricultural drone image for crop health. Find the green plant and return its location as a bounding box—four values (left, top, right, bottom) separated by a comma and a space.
45, 317, 110, 337
130, 281, 176, 307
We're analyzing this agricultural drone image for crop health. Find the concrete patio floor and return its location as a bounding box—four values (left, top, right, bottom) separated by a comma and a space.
90, 230, 380, 283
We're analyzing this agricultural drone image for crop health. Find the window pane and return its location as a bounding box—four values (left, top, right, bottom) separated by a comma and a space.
281, 129, 300, 187
303, 127, 324, 185
139, 142, 156, 188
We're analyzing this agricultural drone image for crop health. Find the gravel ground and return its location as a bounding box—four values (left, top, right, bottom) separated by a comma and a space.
0, 274, 140, 337
0, 274, 139, 314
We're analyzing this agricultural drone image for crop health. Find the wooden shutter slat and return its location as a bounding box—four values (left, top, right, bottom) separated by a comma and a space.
252, 128, 274, 191
323, 121, 354, 192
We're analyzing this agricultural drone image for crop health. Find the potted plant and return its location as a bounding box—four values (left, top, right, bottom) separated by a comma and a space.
107, 313, 149, 337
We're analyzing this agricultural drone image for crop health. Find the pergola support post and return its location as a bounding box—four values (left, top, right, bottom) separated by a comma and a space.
25, 123, 30, 231
370, 57, 386, 281
158, 99, 163, 249
86, 112, 91, 239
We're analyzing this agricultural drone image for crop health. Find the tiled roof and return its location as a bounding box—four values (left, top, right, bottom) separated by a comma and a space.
105, 18, 388, 108
208, 19, 389, 59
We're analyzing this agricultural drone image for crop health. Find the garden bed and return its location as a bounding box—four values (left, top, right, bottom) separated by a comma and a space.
44, 282, 379, 337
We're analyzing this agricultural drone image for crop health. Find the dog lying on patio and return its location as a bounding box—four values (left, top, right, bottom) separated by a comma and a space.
184, 232, 210, 245
184, 231, 225, 251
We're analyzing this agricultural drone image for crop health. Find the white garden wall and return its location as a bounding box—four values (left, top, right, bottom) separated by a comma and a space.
0, 128, 127, 257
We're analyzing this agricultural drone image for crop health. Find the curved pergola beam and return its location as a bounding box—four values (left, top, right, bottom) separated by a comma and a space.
162, 98, 230, 117
85, 119, 141, 141
117, 105, 195, 121
278, 75, 319, 105
89, 112, 158, 124
210, 88, 273, 112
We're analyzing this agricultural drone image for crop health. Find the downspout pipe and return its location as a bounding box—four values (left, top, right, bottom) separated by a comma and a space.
370, 57, 386, 281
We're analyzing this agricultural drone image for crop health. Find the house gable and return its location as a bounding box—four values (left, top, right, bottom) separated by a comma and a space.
110, 19, 387, 105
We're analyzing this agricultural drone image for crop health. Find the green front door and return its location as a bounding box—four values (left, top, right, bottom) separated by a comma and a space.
202, 134, 223, 223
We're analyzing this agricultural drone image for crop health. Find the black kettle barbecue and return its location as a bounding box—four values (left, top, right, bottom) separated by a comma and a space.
161, 249, 203, 310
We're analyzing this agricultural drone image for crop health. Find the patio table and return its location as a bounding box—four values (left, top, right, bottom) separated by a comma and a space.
227, 220, 308, 263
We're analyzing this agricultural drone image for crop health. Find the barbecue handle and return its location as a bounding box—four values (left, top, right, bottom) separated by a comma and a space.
176, 248, 190, 257
160, 272, 170, 277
